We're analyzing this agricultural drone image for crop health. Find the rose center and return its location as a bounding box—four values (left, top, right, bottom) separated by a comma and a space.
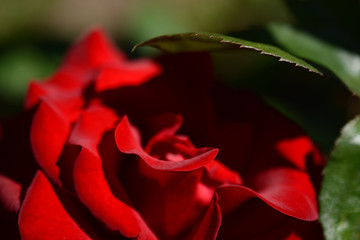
146, 135, 192, 162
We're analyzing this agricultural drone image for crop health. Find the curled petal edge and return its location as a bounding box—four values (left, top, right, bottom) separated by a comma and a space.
216, 168, 318, 221
115, 116, 218, 171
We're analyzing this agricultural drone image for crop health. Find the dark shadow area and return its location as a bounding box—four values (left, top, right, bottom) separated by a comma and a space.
284, 0, 360, 54
57, 144, 82, 192
217, 197, 324, 240
98, 52, 215, 148
53, 180, 129, 240
212, 49, 359, 154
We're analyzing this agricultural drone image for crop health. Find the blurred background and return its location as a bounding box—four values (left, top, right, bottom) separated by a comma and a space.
1, 0, 359, 152
0, 0, 292, 115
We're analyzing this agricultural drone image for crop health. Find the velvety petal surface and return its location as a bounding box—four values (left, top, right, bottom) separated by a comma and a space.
95, 59, 161, 92
18, 171, 91, 240
115, 116, 218, 171
187, 193, 222, 240
113, 113, 240, 239
30, 101, 73, 184
276, 136, 318, 170
216, 167, 318, 221
26, 29, 125, 184
216, 198, 323, 240
70, 103, 157, 239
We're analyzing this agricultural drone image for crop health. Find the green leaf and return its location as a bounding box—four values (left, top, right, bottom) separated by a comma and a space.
133, 32, 321, 74
268, 23, 360, 96
320, 116, 360, 240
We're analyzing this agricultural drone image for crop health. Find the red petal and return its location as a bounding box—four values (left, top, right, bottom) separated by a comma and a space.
276, 136, 315, 170
74, 148, 145, 237
25, 81, 47, 109
95, 59, 161, 92
212, 89, 308, 178
70, 103, 157, 239
26, 29, 127, 184
30, 101, 71, 184
115, 116, 218, 171
68, 102, 118, 151
25, 29, 123, 111
0, 175, 21, 212
216, 197, 323, 240
121, 162, 210, 238
187, 193, 222, 240
144, 114, 184, 151
18, 171, 91, 240
64, 28, 124, 69
98, 52, 215, 145
217, 167, 318, 221
204, 160, 243, 185
25, 72, 85, 111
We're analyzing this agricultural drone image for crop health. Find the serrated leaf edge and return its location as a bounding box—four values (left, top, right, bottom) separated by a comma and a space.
133, 32, 322, 75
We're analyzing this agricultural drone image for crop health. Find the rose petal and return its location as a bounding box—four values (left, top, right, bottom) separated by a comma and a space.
25, 28, 123, 111
216, 197, 323, 240
217, 167, 318, 221
112, 113, 228, 238
18, 171, 91, 240
187, 193, 222, 240
95, 59, 161, 92
70, 103, 157, 239
276, 136, 316, 170
30, 101, 71, 185
64, 27, 124, 69
26, 74, 87, 186
25, 72, 86, 111
144, 115, 198, 160
74, 148, 147, 238
212, 89, 307, 178
121, 161, 210, 238
68, 102, 118, 151
26, 28, 129, 186
0, 175, 21, 212
204, 160, 243, 186
99, 52, 215, 145
115, 116, 218, 171
145, 114, 184, 149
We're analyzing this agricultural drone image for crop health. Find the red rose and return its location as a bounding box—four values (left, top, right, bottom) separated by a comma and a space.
0, 29, 324, 239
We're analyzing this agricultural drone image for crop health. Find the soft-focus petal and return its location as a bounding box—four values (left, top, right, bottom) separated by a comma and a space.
0, 175, 21, 212
25, 28, 124, 111
216, 197, 323, 240
204, 160, 243, 186
187, 193, 222, 240
276, 136, 316, 170
64, 27, 124, 69
95, 59, 161, 92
